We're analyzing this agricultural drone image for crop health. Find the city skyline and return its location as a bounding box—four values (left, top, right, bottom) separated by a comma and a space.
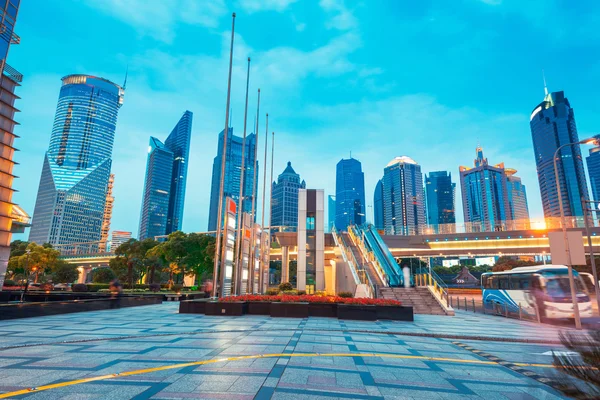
9, 1, 600, 239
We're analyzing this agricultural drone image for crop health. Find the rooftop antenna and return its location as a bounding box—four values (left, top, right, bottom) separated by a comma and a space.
542, 69, 548, 96
350, 150, 352, 159
229, 107, 233, 128
123, 65, 128, 89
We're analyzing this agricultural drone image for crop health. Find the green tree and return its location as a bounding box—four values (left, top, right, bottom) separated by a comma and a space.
114, 239, 144, 288
182, 233, 215, 281
109, 256, 129, 282
8, 243, 61, 282
92, 267, 116, 283
147, 231, 188, 288
51, 261, 79, 283
10, 240, 29, 258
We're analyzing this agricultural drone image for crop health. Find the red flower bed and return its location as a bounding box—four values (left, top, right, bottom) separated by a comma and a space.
219, 294, 401, 306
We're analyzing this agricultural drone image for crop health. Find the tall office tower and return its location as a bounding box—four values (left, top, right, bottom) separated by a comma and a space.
530, 89, 589, 219
208, 128, 258, 231
373, 179, 384, 230
99, 173, 114, 252
110, 230, 131, 252
459, 146, 510, 231
587, 147, 600, 205
505, 168, 530, 221
0, 0, 22, 289
138, 111, 192, 240
334, 158, 365, 231
29, 74, 125, 249
424, 171, 456, 228
270, 162, 305, 229
382, 156, 426, 235
327, 195, 335, 232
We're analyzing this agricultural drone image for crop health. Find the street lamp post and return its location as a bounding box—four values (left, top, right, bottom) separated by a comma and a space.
553, 135, 600, 329
582, 198, 600, 313
20, 249, 31, 303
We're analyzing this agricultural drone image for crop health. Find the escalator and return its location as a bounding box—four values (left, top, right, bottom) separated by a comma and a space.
343, 231, 384, 289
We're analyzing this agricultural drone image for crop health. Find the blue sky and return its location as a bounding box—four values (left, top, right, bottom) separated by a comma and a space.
9, 0, 600, 239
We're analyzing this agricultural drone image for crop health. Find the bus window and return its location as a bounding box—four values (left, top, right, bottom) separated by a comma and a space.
512, 274, 531, 289
489, 276, 498, 289
499, 276, 510, 289
482, 275, 489, 288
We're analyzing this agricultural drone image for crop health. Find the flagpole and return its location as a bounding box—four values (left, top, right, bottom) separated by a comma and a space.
249, 89, 260, 293
259, 113, 269, 292
212, 12, 236, 298
264, 131, 275, 293
233, 57, 251, 295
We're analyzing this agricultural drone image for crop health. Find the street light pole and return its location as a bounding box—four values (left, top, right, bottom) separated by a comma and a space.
553, 136, 600, 329
582, 198, 600, 313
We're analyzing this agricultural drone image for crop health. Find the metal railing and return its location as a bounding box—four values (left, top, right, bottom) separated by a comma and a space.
449, 296, 541, 323
348, 225, 390, 287
340, 232, 376, 297
331, 227, 374, 298
414, 270, 451, 308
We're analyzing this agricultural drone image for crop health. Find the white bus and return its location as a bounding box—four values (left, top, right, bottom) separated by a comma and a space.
481, 265, 593, 320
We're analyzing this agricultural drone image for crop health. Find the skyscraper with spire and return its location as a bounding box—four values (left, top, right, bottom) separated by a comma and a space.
270, 162, 306, 228
530, 83, 588, 220
29, 75, 125, 248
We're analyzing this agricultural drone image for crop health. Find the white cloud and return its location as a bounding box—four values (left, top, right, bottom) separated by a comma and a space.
84, 0, 227, 43
319, 0, 358, 31
238, 0, 298, 13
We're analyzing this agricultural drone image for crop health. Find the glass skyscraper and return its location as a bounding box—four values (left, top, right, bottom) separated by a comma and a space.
459, 146, 509, 231
382, 156, 426, 235
425, 171, 455, 227
505, 168, 529, 221
270, 161, 305, 229
29, 75, 125, 248
587, 147, 600, 203
530, 90, 589, 219
335, 158, 365, 231
138, 111, 192, 240
373, 179, 384, 230
208, 128, 258, 231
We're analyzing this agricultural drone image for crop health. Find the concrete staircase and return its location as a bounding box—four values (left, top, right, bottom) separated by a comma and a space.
379, 287, 448, 315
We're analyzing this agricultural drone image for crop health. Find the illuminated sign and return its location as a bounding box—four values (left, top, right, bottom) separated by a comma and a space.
220, 197, 236, 297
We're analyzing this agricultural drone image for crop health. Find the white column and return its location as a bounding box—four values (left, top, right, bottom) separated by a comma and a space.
297, 189, 307, 291
281, 246, 289, 284
315, 189, 325, 291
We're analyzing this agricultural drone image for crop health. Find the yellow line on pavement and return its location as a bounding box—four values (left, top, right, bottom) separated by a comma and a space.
0, 353, 555, 399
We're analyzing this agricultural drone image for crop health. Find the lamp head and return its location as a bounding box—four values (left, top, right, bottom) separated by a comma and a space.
582, 134, 600, 146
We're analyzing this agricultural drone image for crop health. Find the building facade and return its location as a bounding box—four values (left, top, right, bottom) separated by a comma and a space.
99, 173, 114, 252
382, 156, 426, 235
587, 147, 600, 204
505, 168, 529, 221
297, 189, 324, 293
327, 195, 335, 232
138, 111, 192, 240
373, 179, 384, 230
334, 158, 365, 231
0, 0, 21, 289
270, 161, 305, 229
208, 128, 258, 231
459, 146, 510, 231
424, 171, 455, 228
29, 74, 125, 249
110, 230, 131, 252
530, 90, 589, 219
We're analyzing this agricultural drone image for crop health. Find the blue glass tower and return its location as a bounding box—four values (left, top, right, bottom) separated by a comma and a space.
530, 90, 589, 219
29, 75, 124, 247
138, 111, 192, 240
335, 158, 365, 231
505, 168, 529, 221
459, 146, 509, 231
270, 162, 305, 228
208, 128, 258, 231
373, 179, 384, 230
382, 157, 426, 235
425, 171, 455, 227
587, 147, 600, 204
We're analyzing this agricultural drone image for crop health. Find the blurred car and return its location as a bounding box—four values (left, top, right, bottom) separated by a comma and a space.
53, 283, 72, 291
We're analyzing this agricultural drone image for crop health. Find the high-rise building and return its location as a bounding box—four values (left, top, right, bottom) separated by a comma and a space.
110, 230, 131, 252
424, 171, 455, 228
382, 156, 426, 235
29, 74, 125, 249
505, 168, 529, 221
138, 111, 192, 240
327, 195, 335, 232
0, 0, 22, 289
335, 158, 365, 231
99, 174, 114, 252
270, 162, 305, 229
530, 89, 589, 219
373, 179, 384, 230
459, 146, 510, 231
587, 147, 600, 204
208, 128, 258, 231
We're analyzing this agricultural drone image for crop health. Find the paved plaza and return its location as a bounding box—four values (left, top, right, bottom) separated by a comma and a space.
0, 303, 582, 399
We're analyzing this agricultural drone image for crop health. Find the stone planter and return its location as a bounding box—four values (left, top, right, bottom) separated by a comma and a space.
205, 301, 247, 316
179, 299, 210, 314
270, 302, 309, 318
308, 302, 337, 318
247, 301, 271, 315
337, 304, 377, 321
375, 305, 413, 321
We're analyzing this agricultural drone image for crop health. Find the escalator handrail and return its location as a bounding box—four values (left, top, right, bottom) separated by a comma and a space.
361, 227, 401, 286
